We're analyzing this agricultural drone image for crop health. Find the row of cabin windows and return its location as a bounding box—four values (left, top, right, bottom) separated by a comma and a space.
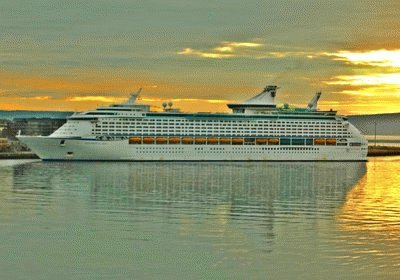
102, 120, 343, 126
92, 128, 349, 134
100, 119, 343, 125
93, 131, 349, 135
97, 125, 346, 130
134, 146, 321, 151
93, 125, 348, 130
110, 117, 342, 123
95, 124, 347, 130
92, 130, 351, 137
93, 127, 349, 132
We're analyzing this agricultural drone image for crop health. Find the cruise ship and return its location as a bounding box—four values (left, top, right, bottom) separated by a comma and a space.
17, 85, 368, 161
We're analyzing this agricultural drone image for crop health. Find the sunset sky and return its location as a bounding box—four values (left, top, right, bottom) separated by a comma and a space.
1, 0, 400, 115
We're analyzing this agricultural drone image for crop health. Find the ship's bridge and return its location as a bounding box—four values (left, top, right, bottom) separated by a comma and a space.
69, 89, 149, 119
227, 85, 278, 114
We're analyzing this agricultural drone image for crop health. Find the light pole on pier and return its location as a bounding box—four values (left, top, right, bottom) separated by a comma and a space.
374, 121, 377, 147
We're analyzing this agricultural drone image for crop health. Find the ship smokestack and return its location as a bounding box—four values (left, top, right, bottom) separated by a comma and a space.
263, 85, 278, 98
307, 91, 322, 111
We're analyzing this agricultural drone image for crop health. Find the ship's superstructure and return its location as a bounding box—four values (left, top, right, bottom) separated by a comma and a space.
18, 85, 368, 161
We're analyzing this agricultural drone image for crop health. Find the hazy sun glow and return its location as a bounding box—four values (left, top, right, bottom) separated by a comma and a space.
327, 49, 400, 67
323, 50, 400, 110
326, 74, 400, 87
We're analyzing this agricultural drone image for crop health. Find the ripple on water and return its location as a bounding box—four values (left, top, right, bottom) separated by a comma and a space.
0, 158, 399, 279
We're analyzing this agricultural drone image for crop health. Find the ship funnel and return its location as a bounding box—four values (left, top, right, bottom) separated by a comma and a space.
126, 88, 142, 104
243, 85, 279, 106
263, 85, 278, 98
307, 91, 322, 111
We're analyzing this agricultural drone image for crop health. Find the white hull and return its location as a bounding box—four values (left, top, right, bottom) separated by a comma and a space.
18, 136, 368, 161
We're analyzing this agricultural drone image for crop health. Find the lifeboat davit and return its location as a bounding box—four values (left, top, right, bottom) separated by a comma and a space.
195, 138, 206, 144
182, 137, 193, 144
232, 138, 244, 145
156, 137, 168, 144
207, 138, 218, 144
326, 138, 337, 145
143, 137, 155, 144
314, 138, 326, 145
256, 138, 268, 145
168, 137, 180, 144
219, 138, 231, 144
268, 138, 279, 145
128, 137, 141, 144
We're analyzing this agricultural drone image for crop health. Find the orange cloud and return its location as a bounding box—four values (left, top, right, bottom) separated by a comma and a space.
68, 96, 126, 103
177, 40, 323, 60
0, 69, 256, 112
177, 48, 235, 59
0, 70, 150, 94
177, 41, 263, 59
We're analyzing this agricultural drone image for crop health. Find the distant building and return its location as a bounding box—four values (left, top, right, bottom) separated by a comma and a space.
12, 118, 67, 137
0, 137, 10, 152
0, 119, 13, 139
0, 119, 9, 133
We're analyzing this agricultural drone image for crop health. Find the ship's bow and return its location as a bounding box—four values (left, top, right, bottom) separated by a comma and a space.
17, 136, 65, 160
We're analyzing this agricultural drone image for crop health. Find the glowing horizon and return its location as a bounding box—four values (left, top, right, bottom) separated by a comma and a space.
1, 1, 399, 115
1, 65, 399, 115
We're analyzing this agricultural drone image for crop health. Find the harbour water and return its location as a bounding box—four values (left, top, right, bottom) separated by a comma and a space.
0, 158, 399, 279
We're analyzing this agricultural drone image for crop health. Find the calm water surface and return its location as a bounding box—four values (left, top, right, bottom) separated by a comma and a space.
1, 158, 400, 279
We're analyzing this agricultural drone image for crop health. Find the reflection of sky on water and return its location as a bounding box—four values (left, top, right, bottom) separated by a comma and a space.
333, 157, 400, 277
2, 159, 400, 279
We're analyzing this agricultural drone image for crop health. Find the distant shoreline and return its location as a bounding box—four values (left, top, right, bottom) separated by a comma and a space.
367, 146, 400, 157
1, 146, 399, 160
0, 152, 39, 160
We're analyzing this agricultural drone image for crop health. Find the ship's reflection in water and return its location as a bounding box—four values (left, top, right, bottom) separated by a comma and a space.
2, 159, 400, 279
